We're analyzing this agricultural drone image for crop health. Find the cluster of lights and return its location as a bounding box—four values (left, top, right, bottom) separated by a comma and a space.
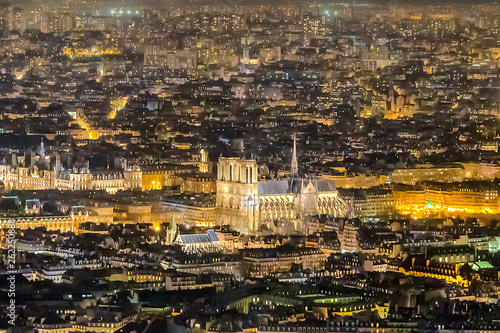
110, 9, 140, 15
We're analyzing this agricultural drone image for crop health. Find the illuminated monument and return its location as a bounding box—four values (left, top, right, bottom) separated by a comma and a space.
216, 138, 349, 233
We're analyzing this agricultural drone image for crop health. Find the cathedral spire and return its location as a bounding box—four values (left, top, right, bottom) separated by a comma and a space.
38, 137, 45, 155
291, 133, 298, 178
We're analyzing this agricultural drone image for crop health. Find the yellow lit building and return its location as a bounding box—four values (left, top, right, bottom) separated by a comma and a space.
390, 165, 465, 185
62, 46, 119, 57
393, 184, 500, 218
322, 173, 386, 189
0, 149, 212, 196
241, 246, 326, 279
0, 165, 142, 194
141, 164, 197, 191
401, 257, 468, 286
72, 321, 124, 333
33, 318, 72, 333
390, 162, 500, 186
181, 174, 216, 194
0, 206, 88, 234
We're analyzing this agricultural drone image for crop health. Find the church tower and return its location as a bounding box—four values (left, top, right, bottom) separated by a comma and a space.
199, 149, 209, 173
216, 157, 259, 233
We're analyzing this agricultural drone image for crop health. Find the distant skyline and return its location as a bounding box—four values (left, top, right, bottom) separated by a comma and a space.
7, 0, 500, 7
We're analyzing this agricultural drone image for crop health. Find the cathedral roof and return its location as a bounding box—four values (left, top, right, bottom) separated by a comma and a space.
257, 179, 336, 196
258, 180, 290, 196
219, 149, 241, 158
291, 179, 335, 193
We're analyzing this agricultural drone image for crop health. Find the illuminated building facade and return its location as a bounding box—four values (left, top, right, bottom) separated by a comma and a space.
393, 185, 500, 218
0, 164, 142, 194
340, 220, 360, 252
390, 162, 500, 186
339, 188, 394, 221
0, 205, 88, 233
390, 165, 466, 185
322, 173, 386, 189
216, 157, 349, 233
0, 146, 213, 194
241, 246, 326, 278
171, 254, 242, 279
141, 164, 198, 191
402, 256, 468, 286
181, 174, 216, 194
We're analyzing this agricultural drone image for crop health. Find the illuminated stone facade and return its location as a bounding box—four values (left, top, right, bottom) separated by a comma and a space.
338, 188, 394, 221
389, 162, 500, 186
322, 173, 386, 189
393, 186, 500, 218
390, 165, 465, 185
0, 164, 142, 194
141, 164, 197, 191
0, 148, 211, 194
0, 206, 88, 233
241, 246, 327, 278
181, 174, 216, 194
216, 157, 349, 233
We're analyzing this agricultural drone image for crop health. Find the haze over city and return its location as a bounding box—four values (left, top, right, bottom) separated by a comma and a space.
1, 0, 500, 332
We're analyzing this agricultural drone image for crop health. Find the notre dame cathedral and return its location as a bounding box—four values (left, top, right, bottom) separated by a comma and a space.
215, 139, 349, 233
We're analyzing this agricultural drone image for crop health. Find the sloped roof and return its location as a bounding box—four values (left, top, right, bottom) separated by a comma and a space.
292, 179, 334, 193
179, 230, 220, 244
472, 261, 494, 271
258, 179, 336, 196
26, 199, 41, 209
258, 180, 290, 196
